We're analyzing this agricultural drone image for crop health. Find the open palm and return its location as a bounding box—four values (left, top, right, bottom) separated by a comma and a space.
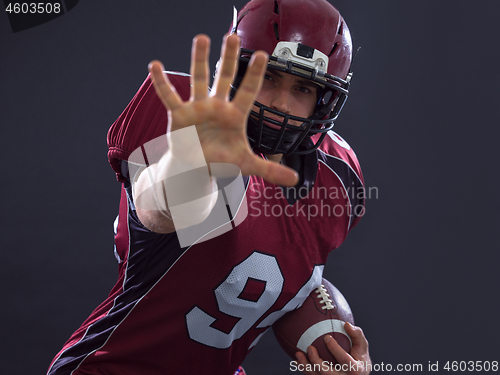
148, 33, 298, 187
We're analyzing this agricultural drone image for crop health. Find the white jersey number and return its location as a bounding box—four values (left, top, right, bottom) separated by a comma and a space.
185, 251, 323, 349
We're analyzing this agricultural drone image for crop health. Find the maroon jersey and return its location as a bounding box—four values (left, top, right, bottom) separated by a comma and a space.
47, 73, 364, 375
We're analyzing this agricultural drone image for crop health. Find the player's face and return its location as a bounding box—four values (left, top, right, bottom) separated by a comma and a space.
253, 70, 318, 128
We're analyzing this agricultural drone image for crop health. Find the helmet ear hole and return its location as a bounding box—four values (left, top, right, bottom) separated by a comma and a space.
316, 89, 339, 117
273, 0, 279, 14
273, 22, 280, 40
329, 43, 339, 57
322, 91, 333, 105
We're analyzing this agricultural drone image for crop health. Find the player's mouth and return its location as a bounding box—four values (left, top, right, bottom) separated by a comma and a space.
262, 117, 284, 130
249, 110, 302, 130
250, 112, 286, 130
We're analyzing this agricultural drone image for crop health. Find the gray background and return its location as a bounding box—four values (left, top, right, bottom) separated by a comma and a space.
1, 1, 499, 374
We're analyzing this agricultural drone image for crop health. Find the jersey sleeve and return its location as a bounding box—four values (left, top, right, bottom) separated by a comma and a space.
317, 131, 365, 232
107, 72, 191, 182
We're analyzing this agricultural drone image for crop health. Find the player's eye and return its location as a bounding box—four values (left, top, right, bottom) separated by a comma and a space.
264, 73, 275, 82
297, 85, 317, 95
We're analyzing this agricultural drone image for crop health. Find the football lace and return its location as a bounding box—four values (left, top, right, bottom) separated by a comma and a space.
316, 285, 334, 310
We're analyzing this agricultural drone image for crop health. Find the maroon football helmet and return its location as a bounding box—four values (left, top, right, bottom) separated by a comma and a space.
230, 0, 353, 155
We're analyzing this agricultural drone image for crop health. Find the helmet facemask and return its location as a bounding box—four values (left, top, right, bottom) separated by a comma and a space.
232, 45, 352, 155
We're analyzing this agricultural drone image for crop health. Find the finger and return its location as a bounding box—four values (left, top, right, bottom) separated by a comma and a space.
323, 334, 353, 364
345, 322, 369, 352
149, 60, 183, 110
243, 154, 299, 187
295, 351, 309, 365
306, 345, 336, 374
231, 51, 268, 114
324, 334, 368, 374
295, 351, 316, 375
212, 33, 240, 99
190, 34, 211, 101
306, 345, 323, 365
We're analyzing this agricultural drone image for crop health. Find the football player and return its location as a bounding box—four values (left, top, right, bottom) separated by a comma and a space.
47, 0, 371, 374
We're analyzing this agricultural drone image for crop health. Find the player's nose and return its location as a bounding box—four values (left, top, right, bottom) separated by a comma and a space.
269, 88, 291, 114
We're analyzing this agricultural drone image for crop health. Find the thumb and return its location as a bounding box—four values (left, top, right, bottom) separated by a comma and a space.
246, 155, 299, 187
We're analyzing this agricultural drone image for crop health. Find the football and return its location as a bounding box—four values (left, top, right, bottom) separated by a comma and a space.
272, 278, 354, 364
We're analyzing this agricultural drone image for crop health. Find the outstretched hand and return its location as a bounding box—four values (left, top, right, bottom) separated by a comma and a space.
148, 33, 298, 186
